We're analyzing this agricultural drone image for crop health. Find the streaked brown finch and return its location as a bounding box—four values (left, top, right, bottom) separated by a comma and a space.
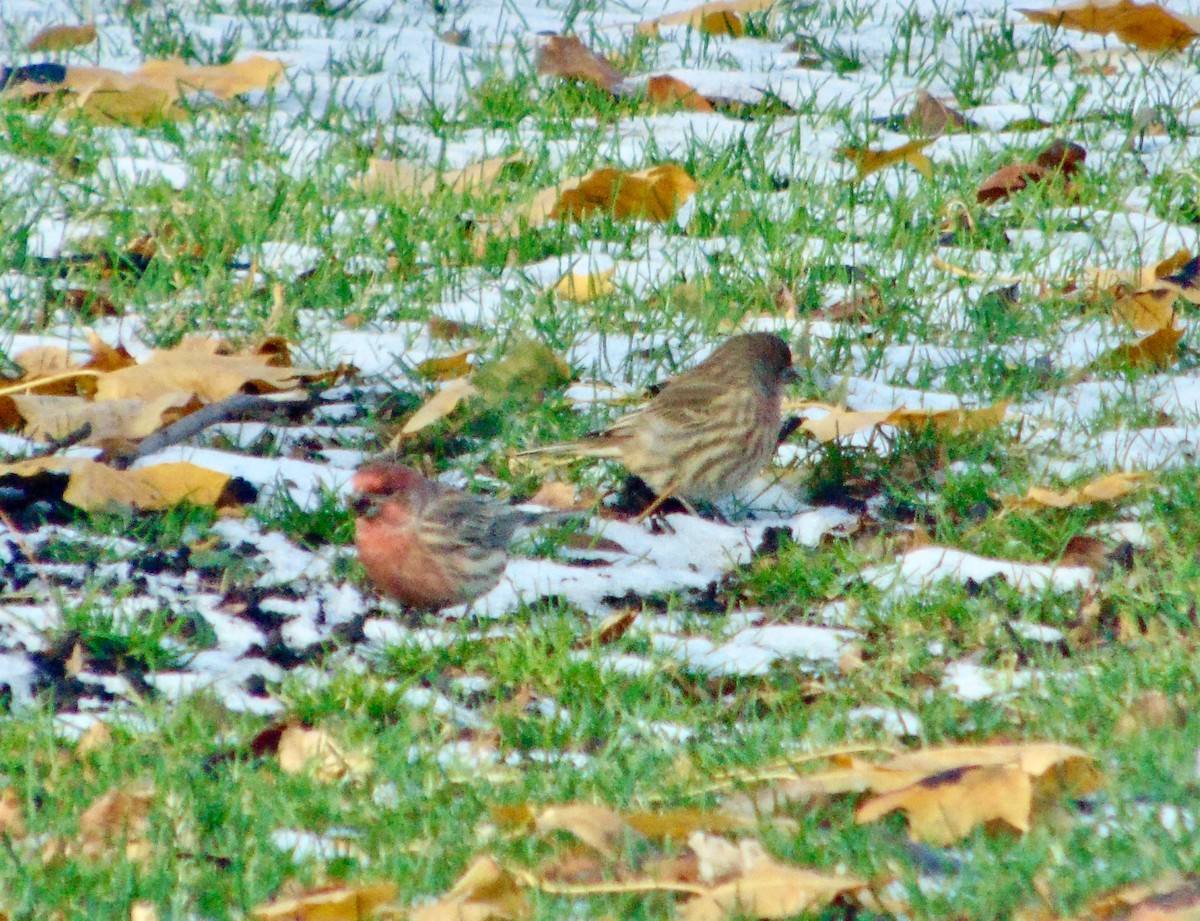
519, 332, 797, 508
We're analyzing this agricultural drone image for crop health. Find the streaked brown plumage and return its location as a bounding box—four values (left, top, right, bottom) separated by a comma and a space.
352, 463, 542, 610
518, 332, 797, 503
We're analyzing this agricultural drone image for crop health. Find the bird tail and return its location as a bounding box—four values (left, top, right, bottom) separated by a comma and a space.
514, 438, 625, 460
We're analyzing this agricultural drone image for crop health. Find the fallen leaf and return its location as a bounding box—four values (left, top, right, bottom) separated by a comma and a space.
408, 857, 527, 921
78, 784, 154, 860
799, 407, 896, 442
535, 804, 635, 858
9, 56, 284, 124
27, 23, 97, 51
796, 402, 1006, 442
1012, 471, 1150, 509
536, 34, 625, 94
977, 139, 1086, 204
397, 377, 479, 438
1110, 286, 1177, 331
907, 90, 972, 135
638, 0, 777, 34
93, 348, 321, 402
0, 789, 25, 838
0, 457, 233, 512
252, 882, 399, 920
1058, 534, 1112, 569
1021, 0, 1200, 51
11, 391, 196, 443
135, 55, 285, 98
577, 609, 639, 647
1091, 325, 1183, 370
646, 75, 716, 112
555, 164, 698, 222
130, 902, 158, 921
354, 153, 523, 198
553, 267, 616, 301
856, 763, 1032, 845
890, 402, 1009, 435
416, 348, 476, 381
474, 163, 697, 249
681, 860, 866, 921
1084, 876, 1200, 920
839, 138, 934, 180
276, 725, 371, 782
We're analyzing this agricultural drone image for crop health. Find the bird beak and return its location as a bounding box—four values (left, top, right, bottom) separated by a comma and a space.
350, 494, 375, 517
782, 366, 800, 384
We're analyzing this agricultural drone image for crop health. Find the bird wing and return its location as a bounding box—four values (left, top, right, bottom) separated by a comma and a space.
615, 375, 732, 437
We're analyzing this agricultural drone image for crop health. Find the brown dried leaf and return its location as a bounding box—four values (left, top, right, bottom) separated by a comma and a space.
839, 138, 934, 180
856, 763, 1032, 844
12, 391, 195, 443
78, 784, 153, 860
1021, 0, 1200, 50
555, 164, 699, 222
408, 857, 528, 921
396, 377, 479, 439
276, 725, 371, 782
473, 164, 697, 250
416, 348, 476, 381
1012, 471, 1150, 509
977, 162, 1048, 203
638, 0, 777, 33
1086, 876, 1200, 920
1112, 286, 1177, 331
978, 140, 1086, 203
535, 804, 635, 858
1058, 534, 1111, 569
681, 861, 866, 921
134, 55, 285, 99
0, 457, 233, 511
890, 401, 1009, 434
646, 75, 716, 112
252, 882, 399, 920
536, 35, 625, 94
0, 788, 25, 839
907, 91, 972, 135
27, 23, 97, 51
93, 349, 319, 402
355, 153, 523, 198
1091, 325, 1184, 370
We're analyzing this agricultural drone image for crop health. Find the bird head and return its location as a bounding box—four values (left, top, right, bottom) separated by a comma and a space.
350, 463, 436, 517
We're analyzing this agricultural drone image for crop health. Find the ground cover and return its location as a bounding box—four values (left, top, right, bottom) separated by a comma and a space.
4, 0, 1200, 917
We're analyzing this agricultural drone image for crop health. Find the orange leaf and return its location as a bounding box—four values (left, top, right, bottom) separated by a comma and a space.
1021, 0, 1200, 51
646, 75, 716, 112
27, 23, 97, 51
839, 138, 934, 180
1092, 325, 1184, 370
638, 0, 777, 33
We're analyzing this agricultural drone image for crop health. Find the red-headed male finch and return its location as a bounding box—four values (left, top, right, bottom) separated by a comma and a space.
517, 332, 798, 508
352, 463, 562, 611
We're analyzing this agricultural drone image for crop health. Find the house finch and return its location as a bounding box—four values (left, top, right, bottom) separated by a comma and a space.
518, 332, 797, 507
352, 463, 555, 610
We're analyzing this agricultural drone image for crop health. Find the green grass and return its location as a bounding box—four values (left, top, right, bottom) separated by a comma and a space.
5, 0, 1200, 917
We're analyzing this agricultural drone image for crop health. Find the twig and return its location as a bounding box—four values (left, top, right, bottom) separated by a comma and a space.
107, 390, 319, 468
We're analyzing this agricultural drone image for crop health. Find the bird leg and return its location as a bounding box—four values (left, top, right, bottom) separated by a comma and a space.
633, 482, 697, 526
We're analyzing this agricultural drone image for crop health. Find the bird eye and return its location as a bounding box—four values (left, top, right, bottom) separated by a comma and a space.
351, 494, 376, 516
